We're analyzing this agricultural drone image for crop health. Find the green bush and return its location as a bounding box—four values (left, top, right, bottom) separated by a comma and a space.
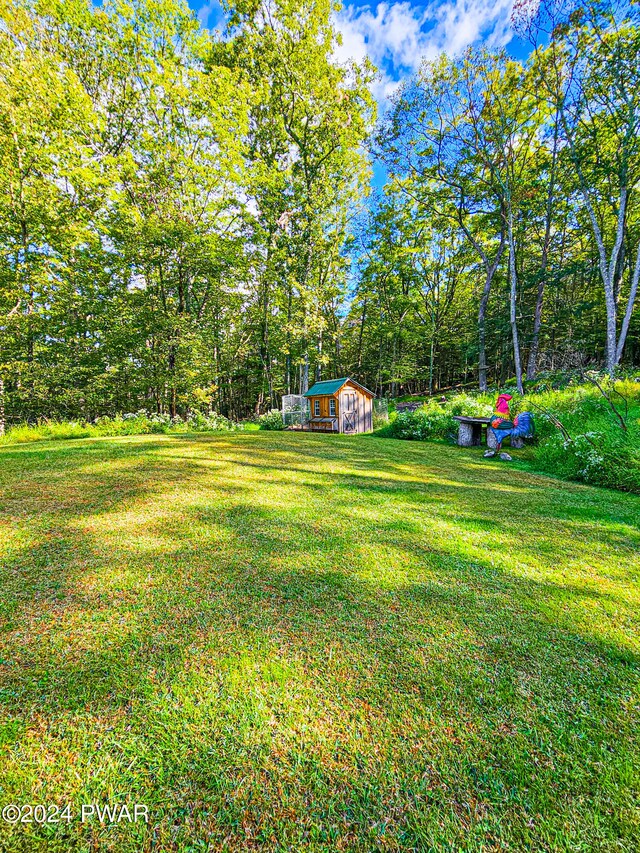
372, 411, 389, 430
536, 430, 640, 493
258, 410, 284, 431
186, 411, 236, 432
1, 420, 94, 443
389, 408, 450, 441
388, 395, 493, 442
0, 410, 241, 445
523, 380, 640, 493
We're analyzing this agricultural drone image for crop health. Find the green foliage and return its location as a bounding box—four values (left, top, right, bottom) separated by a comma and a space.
0, 0, 373, 425
384, 381, 640, 493
184, 411, 237, 432
522, 380, 640, 492
372, 410, 389, 430
387, 395, 493, 442
0, 420, 95, 444
258, 409, 285, 430
0, 0, 639, 428
537, 431, 640, 493
0, 411, 240, 445
349, 1, 640, 397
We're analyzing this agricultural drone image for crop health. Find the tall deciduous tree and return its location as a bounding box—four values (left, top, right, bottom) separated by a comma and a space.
531, 0, 640, 373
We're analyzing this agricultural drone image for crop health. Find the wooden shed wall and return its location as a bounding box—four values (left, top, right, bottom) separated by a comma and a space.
338, 382, 372, 434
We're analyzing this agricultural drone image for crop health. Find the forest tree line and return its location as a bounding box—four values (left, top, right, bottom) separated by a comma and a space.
0, 0, 639, 426
355, 0, 640, 397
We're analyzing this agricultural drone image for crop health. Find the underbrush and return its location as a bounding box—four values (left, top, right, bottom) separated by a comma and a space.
258, 410, 285, 430
381, 394, 493, 442
0, 410, 243, 445
521, 381, 640, 493
382, 379, 640, 493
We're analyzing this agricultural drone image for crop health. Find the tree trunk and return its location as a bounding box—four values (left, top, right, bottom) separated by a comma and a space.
605, 289, 618, 374
357, 297, 367, 369
527, 112, 559, 381
316, 332, 322, 382
428, 336, 435, 396
527, 275, 546, 381
478, 270, 493, 392
0, 377, 5, 436
616, 242, 640, 364
477, 236, 505, 392
574, 171, 626, 375
285, 283, 292, 394
508, 211, 524, 394
168, 337, 177, 418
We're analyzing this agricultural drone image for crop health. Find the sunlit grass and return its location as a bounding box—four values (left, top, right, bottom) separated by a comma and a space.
0, 432, 639, 851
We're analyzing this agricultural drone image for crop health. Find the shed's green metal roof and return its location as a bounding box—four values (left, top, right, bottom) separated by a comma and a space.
303, 377, 374, 398
303, 378, 350, 397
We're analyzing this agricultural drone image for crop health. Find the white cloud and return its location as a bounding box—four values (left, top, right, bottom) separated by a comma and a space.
433, 0, 514, 57
334, 3, 434, 69
198, 0, 224, 30
333, 1, 515, 107
196, 1, 514, 109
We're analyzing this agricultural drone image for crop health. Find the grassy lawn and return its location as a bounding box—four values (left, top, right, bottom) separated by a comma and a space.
0, 432, 639, 851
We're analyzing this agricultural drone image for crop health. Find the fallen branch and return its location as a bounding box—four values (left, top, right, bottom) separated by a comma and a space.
582, 371, 628, 432
527, 400, 574, 442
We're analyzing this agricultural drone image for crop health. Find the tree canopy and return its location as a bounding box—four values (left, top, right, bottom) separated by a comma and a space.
0, 0, 638, 426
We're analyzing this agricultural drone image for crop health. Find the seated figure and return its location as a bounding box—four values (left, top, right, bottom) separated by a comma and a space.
485, 394, 534, 460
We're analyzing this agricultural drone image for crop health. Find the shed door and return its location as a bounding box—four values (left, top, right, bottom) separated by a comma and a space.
343, 392, 358, 433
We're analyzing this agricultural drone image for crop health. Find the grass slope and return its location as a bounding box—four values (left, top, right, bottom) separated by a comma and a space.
0, 432, 639, 852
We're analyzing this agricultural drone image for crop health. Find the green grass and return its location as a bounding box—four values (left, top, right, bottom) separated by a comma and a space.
0, 432, 639, 851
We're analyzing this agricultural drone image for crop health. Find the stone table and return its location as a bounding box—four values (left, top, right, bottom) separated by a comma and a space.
453, 416, 494, 448
453, 415, 524, 449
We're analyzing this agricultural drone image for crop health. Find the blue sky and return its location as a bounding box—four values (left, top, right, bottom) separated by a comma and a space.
189, 1, 528, 107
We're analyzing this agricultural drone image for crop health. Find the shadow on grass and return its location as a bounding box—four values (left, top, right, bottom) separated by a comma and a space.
1, 433, 639, 850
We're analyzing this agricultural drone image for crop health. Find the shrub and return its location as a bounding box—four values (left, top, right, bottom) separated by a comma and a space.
388, 396, 492, 442
372, 411, 389, 430
382, 381, 640, 494
0, 410, 242, 445
389, 408, 450, 441
258, 410, 284, 431
187, 412, 236, 432
445, 393, 493, 419
508, 380, 640, 493
0, 420, 93, 444
148, 413, 171, 433
537, 430, 640, 493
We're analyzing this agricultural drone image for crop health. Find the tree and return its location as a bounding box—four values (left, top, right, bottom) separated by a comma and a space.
380, 51, 513, 391
0, 0, 98, 419
212, 0, 373, 403
529, 0, 640, 373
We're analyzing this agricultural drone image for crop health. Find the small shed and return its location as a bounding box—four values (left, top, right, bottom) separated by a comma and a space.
303, 377, 374, 434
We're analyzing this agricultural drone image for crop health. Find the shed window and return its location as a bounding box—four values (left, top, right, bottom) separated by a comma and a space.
314, 399, 320, 416
329, 399, 336, 416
